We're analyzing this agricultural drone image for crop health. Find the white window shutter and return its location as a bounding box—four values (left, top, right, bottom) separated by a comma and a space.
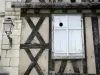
53, 15, 68, 54
68, 15, 84, 56
52, 14, 84, 59
68, 30, 83, 53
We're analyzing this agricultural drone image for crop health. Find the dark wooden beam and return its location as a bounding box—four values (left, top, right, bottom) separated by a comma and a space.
58, 60, 67, 73
49, 15, 55, 73
12, 2, 100, 9
20, 43, 50, 49
25, 0, 32, 3
92, 17, 100, 74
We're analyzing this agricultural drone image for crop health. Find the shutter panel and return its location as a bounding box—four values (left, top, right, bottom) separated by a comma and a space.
68, 30, 83, 53
53, 15, 68, 54
68, 15, 84, 56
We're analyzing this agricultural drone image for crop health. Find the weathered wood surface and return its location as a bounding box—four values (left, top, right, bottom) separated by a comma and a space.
98, 17, 100, 74
92, 17, 100, 74
85, 17, 96, 74
12, 2, 100, 9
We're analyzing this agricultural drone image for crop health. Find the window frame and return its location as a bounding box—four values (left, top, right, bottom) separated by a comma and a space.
52, 14, 85, 59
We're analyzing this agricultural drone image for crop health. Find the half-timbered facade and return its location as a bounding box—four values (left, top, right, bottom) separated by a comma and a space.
0, 0, 100, 75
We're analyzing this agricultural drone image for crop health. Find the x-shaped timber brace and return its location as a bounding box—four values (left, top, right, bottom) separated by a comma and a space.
20, 15, 51, 75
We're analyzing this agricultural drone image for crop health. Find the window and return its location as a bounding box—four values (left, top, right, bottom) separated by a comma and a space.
52, 14, 85, 59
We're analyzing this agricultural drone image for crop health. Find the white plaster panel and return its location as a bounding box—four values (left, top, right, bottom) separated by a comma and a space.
55, 61, 61, 73
19, 49, 31, 75
20, 18, 32, 44
39, 17, 49, 43
29, 68, 38, 75
30, 17, 40, 26
38, 49, 48, 75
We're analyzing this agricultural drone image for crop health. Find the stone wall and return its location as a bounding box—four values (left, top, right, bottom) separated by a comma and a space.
0, 0, 21, 75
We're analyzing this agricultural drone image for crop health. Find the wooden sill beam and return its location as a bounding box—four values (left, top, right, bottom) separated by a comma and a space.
12, 2, 100, 9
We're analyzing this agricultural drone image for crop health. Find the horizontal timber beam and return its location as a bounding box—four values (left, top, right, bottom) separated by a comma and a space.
20, 43, 50, 49
12, 2, 100, 9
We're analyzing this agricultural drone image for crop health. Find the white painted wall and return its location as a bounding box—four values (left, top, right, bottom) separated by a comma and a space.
0, 0, 5, 12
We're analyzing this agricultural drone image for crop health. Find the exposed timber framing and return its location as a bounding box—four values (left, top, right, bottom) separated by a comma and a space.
49, 15, 55, 74
83, 16, 87, 73
58, 60, 67, 73
92, 17, 100, 74
85, 17, 96, 74
20, 43, 50, 49
12, 2, 100, 9
20, 16, 50, 75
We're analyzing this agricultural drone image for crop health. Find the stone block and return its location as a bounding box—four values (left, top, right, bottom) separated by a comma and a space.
10, 58, 19, 66
5, 12, 20, 16
1, 50, 6, 57
11, 30, 21, 35
7, 50, 19, 57
17, 23, 22, 30
3, 67, 18, 75
2, 35, 20, 45
11, 45, 20, 50
5, 8, 20, 12
5, 16, 20, 20
14, 20, 22, 23
2, 36, 9, 45
1, 58, 10, 66
2, 45, 11, 50
2, 45, 20, 50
